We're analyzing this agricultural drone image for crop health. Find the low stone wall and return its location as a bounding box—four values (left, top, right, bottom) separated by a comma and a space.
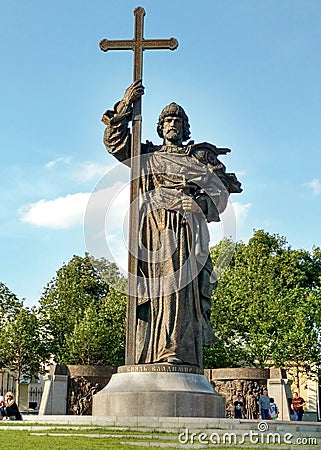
205, 368, 270, 419
39, 364, 117, 416
67, 365, 117, 415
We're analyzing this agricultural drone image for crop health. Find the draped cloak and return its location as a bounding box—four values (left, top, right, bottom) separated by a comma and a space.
103, 105, 242, 368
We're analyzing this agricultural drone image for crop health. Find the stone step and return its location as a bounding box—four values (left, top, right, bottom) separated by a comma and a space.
22, 414, 321, 431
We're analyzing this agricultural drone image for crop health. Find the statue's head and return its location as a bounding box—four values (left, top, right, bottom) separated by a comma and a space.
157, 102, 191, 142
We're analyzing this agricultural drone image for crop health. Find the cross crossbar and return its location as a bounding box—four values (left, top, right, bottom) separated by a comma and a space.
100, 38, 178, 51
99, 7, 178, 80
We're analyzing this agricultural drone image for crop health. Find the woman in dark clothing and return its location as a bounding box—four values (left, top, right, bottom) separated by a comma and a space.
0, 392, 22, 420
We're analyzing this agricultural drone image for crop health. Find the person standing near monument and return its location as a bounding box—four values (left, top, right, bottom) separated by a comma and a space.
291, 392, 306, 421
102, 80, 242, 369
258, 388, 271, 420
269, 397, 279, 419
233, 394, 244, 419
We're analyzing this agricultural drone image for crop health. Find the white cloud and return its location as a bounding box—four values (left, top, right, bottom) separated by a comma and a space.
44, 156, 71, 169
20, 179, 129, 233
76, 162, 112, 181
20, 192, 90, 229
305, 179, 321, 195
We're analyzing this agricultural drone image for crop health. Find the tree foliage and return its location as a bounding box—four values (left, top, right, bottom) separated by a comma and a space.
38, 253, 127, 365
206, 230, 321, 378
2, 231, 321, 380
0, 306, 47, 380
64, 287, 126, 366
0, 282, 23, 328
0, 292, 48, 400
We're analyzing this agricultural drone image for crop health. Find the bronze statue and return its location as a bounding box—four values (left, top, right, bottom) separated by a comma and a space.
102, 80, 242, 369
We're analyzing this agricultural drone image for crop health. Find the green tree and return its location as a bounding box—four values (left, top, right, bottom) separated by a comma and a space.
38, 253, 127, 365
93, 257, 127, 294
206, 230, 321, 378
64, 287, 126, 366
0, 282, 23, 328
0, 305, 48, 400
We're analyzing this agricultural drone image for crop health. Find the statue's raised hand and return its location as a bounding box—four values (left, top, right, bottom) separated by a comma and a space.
124, 79, 144, 104
117, 79, 145, 114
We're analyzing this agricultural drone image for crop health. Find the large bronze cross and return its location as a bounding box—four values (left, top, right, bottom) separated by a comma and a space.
99, 6, 178, 365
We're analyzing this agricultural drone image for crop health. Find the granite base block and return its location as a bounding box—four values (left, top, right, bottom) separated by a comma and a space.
92, 368, 225, 418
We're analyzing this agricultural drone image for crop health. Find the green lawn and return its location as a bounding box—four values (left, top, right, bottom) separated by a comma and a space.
0, 429, 262, 449
0, 431, 124, 449
0, 428, 183, 450
1, 426, 310, 449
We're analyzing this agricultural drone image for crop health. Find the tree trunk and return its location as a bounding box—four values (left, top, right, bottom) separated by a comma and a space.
15, 368, 21, 407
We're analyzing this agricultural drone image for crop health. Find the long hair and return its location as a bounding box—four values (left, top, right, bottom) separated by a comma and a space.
5, 391, 15, 402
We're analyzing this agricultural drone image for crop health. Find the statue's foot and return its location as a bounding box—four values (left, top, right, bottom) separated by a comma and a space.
166, 356, 184, 365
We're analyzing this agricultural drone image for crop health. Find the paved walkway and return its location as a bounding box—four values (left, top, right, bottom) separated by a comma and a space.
20, 414, 321, 431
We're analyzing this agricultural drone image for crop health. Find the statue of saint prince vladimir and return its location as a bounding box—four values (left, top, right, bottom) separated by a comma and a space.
102, 80, 242, 369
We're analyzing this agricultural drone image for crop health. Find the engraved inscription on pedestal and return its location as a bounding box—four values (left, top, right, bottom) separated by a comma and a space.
118, 364, 202, 375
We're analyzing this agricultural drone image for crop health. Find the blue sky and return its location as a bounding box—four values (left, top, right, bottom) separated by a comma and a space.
1, 0, 320, 305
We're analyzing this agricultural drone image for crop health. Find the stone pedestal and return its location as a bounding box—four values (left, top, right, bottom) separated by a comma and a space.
38, 374, 68, 415
92, 364, 225, 418
267, 377, 292, 420
18, 383, 29, 411
38, 365, 68, 415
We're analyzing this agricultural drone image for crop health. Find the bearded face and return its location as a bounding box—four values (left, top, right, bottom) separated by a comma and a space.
162, 115, 184, 145
157, 103, 191, 143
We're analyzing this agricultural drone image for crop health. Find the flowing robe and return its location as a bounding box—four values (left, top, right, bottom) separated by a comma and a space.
103, 106, 241, 368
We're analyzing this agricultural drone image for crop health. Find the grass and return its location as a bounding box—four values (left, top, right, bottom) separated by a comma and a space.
0, 430, 135, 449
0, 425, 179, 450
1, 424, 317, 449
0, 429, 267, 450
0, 428, 268, 450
